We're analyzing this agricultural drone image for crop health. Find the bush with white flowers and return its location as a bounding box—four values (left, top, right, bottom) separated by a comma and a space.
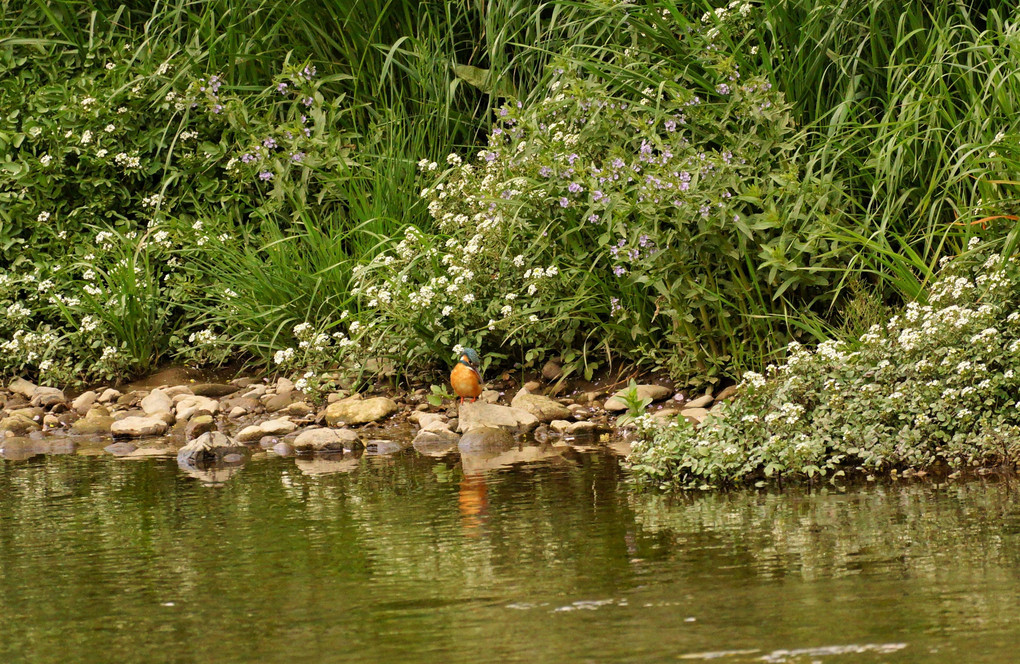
630, 243, 1020, 489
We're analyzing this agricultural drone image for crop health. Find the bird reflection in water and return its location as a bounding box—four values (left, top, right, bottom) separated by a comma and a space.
458, 472, 489, 536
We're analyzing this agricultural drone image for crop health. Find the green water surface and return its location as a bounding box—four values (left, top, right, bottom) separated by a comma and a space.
2, 443, 1019, 663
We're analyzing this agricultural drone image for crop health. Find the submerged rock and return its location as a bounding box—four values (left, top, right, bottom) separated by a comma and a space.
176, 431, 243, 466
364, 439, 407, 455
458, 426, 515, 453
412, 429, 460, 457
104, 442, 138, 456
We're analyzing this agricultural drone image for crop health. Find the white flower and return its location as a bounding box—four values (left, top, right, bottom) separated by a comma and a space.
463, 293, 475, 304
81, 97, 96, 108
37, 211, 50, 222
40, 154, 52, 166
80, 130, 93, 145
105, 124, 115, 133
97, 149, 108, 158
442, 305, 454, 317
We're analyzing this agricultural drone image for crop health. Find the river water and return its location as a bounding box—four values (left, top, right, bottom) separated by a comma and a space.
1, 441, 1019, 663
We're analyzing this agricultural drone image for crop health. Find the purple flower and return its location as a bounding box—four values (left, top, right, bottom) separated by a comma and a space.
259, 171, 273, 181
568, 182, 582, 194
485, 151, 497, 163
611, 158, 625, 170
300, 115, 307, 123
277, 82, 288, 93
302, 65, 317, 79
302, 96, 314, 107
567, 153, 579, 165
539, 165, 552, 177
304, 128, 312, 137
498, 107, 509, 117
613, 266, 626, 277
291, 152, 306, 162
263, 137, 277, 149
241, 153, 255, 163
716, 83, 731, 95
559, 197, 569, 207
212, 104, 223, 114
588, 214, 600, 223
638, 234, 650, 247
665, 119, 677, 132
700, 205, 711, 218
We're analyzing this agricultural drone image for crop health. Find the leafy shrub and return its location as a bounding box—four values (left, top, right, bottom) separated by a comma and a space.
630, 241, 1020, 490
352, 3, 843, 382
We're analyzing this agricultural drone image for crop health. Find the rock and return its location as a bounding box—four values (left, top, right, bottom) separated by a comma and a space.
163, 385, 194, 399
259, 436, 280, 448
652, 408, 680, 424
412, 429, 460, 456
260, 418, 297, 436
293, 427, 360, 452
177, 432, 242, 466
422, 419, 454, 433
541, 360, 563, 381
264, 391, 295, 413
566, 421, 600, 435
71, 390, 98, 415
457, 401, 538, 433
116, 390, 146, 407
98, 388, 122, 403
523, 380, 542, 393
716, 384, 739, 401
228, 407, 247, 419
184, 414, 216, 440
9, 377, 38, 399
324, 396, 398, 426
8, 407, 43, 421
241, 385, 267, 399
480, 389, 501, 404
685, 394, 714, 410
130, 446, 173, 458
281, 401, 314, 418
236, 425, 265, 443
458, 426, 515, 453
104, 442, 138, 456
43, 413, 61, 428
364, 439, 406, 455
71, 407, 115, 435
326, 391, 349, 404
294, 456, 359, 475
0, 415, 41, 436
175, 396, 218, 421
30, 386, 66, 409
409, 412, 447, 428
510, 390, 573, 422
220, 396, 261, 412
549, 420, 572, 433
111, 416, 169, 438
189, 383, 239, 398
140, 389, 173, 416
603, 384, 673, 412
275, 377, 295, 394
272, 442, 295, 457
680, 407, 710, 424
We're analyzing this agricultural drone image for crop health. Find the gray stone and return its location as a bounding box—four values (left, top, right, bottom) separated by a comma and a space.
324, 396, 398, 426
510, 390, 573, 422
456, 401, 538, 433
293, 427, 360, 452
141, 389, 173, 415
177, 431, 242, 465
680, 407, 710, 424
264, 391, 295, 413
412, 429, 460, 456
71, 407, 114, 435
566, 421, 600, 435
105, 442, 137, 456
30, 386, 66, 409
541, 360, 563, 381
603, 384, 673, 412
236, 425, 265, 443
98, 388, 122, 403
479, 389, 501, 404
716, 384, 739, 401
458, 426, 515, 453
111, 416, 168, 438
71, 390, 98, 415
163, 385, 194, 399
175, 396, 218, 421
685, 394, 714, 410
364, 439, 406, 455
184, 415, 216, 440
0, 415, 41, 436
260, 418, 297, 436
409, 412, 447, 429
189, 383, 239, 398
9, 377, 38, 399
272, 442, 295, 457
549, 419, 571, 433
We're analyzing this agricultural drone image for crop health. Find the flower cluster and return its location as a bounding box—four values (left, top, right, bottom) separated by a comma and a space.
631, 245, 1020, 489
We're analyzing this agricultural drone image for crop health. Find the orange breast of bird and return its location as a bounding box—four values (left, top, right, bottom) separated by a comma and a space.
450, 362, 482, 399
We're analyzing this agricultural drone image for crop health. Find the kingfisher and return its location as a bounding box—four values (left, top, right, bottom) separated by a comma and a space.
450, 347, 483, 404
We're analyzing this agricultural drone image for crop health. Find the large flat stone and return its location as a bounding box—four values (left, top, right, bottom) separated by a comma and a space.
324, 396, 398, 426
456, 402, 538, 433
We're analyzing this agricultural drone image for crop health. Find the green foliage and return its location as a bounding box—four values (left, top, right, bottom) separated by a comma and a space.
616, 380, 653, 426
427, 384, 454, 408
630, 243, 1020, 490
352, 5, 843, 382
